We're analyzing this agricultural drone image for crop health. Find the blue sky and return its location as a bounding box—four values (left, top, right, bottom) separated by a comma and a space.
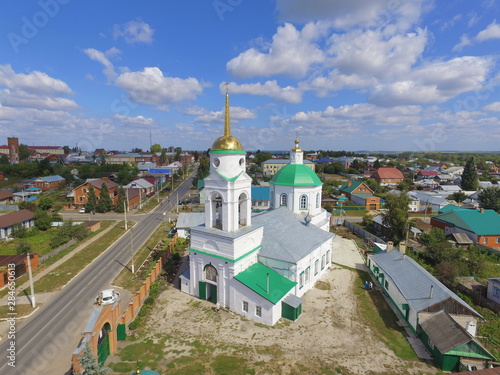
0, 0, 499, 153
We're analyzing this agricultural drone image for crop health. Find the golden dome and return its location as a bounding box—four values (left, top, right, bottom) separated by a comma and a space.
291, 137, 303, 152
211, 82, 244, 151
212, 135, 244, 151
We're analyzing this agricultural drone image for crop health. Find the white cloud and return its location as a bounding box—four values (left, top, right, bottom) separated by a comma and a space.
113, 20, 154, 44
115, 67, 203, 105
0, 65, 76, 111
369, 56, 493, 106
226, 23, 325, 78
452, 34, 472, 51
276, 0, 430, 31
476, 20, 500, 41
191, 106, 256, 124
83, 47, 121, 83
223, 80, 303, 104
483, 102, 500, 112
112, 114, 154, 126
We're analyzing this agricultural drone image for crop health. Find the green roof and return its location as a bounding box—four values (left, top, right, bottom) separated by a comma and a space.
270, 164, 322, 186
438, 204, 469, 213
352, 193, 377, 199
338, 180, 363, 194
234, 263, 296, 304
433, 209, 500, 235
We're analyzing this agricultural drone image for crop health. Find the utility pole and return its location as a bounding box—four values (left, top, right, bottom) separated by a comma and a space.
130, 227, 135, 274
27, 253, 35, 308
124, 188, 129, 230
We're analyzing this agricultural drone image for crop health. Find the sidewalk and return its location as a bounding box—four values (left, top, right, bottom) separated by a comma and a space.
333, 235, 433, 362
0, 220, 121, 307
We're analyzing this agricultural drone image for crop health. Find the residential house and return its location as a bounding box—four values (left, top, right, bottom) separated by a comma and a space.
176, 212, 205, 238
431, 208, 500, 248
262, 159, 315, 177
106, 153, 159, 165
409, 191, 451, 213
69, 178, 119, 208
25, 175, 66, 191
367, 245, 490, 371
0, 191, 15, 204
125, 178, 155, 197
0, 209, 35, 240
180, 153, 195, 166
0, 254, 38, 288
371, 167, 404, 186
0, 171, 4, 181
417, 170, 439, 180
372, 214, 389, 236
487, 277, 500, 305
251, 186, 270, 210
332, 156, 355, 169
338, 180, 380, 210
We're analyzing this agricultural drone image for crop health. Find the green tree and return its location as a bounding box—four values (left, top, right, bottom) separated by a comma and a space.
19, 201, 37, 211
448, 191, 467, 204
373, 159, 381, 169
86, 184, 97, 213
382, 192, 411, 244
34, 210, 53, 231
461, 156, 479, 190
78, 345, 109, 375
96, 182, 113, 213
150, 143, 162, 153
37, 158, 54, 176
197, 155, 210, 180
253, 152, 273, 166
19, 144, 31, 161
16, 241, 32, 255
160, 149, 167, 165
0, 154, 9, 164
478, 186, 500, 213
37, 197, 53, 211
115, 187, 127, 213
11, 223, 28, 238
420, 227, 447, 248
63, 145, 71, 154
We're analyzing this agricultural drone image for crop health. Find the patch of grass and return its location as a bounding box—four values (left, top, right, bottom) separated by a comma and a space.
0, 230, 54, 256
352, 268, 418, 361
118, 338, 165, 363
0, 303, 41, 319
169, 362, 206, 375
255, 344, 285, 358
23, 222, 126, 294
107, 361, 135, 373
315, 280, 332, 290
212, 354, 253, 375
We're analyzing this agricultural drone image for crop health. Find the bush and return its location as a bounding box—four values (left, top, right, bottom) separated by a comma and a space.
128, 317, 142, 330
11, 223, 28, 238
144, 296, 154, 306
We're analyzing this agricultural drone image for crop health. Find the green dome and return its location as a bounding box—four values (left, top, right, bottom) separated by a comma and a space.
270, 164, 322, 186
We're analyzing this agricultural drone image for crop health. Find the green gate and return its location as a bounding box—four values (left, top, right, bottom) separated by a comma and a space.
210, 284, 217, 303
97, 323, 111, 366
199, 281, 206, 300
117, 324, 126, 341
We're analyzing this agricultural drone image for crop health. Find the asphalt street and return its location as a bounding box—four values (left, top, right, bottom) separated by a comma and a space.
0, 172, 196, 375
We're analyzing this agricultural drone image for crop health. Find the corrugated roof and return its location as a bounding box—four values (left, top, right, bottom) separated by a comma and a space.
373, 167, 404, 179
338, 180, 363, 193
270, 164, 322, 186
251, 186, 270, 201
283, 293, 302, 308
254, 208, 333, 263
176, 213, 205, 229
0, 209, 34, 229
449, 232, 473, 244
39, 175, 64, 183
420, 310, 472, 353
234, 263, 296, 304
369, 249, 480, 316
433, 209, 500, 235
0, 191, 14, 200
88, 178, 119, 190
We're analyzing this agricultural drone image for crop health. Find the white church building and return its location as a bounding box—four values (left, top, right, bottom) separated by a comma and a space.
180, 87, 334, 325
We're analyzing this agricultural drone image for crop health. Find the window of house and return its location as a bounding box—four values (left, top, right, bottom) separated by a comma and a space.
79, 197, 83, 202
299, 272, 304, 288
300, 194, 307, 210
305, 267, 310, 283
83, 188, 87, 193
316, 193, 320, 208
483, 238, 487, 244
256, 305, 262, 317
384, 280, 389, 290
496, 237, 500, 244
280, 193, 287, 207
314, 259, 319, 275
243, 301, 248, 313
326, 250, 330, 264
321, 255, 325, 270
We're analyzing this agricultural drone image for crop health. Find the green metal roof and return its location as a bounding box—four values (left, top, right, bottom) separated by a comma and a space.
234, 263, 296, 304
433, 209, 500, 235
352, 193, 377, 199
438, 204, 469, 213
338, 180, 363, 193
270, 164, 322, 186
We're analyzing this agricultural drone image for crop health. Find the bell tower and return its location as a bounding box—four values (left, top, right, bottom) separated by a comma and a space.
204, 83, 252, 232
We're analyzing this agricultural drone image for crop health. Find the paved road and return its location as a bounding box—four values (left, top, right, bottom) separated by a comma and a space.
0, 172, 196, 375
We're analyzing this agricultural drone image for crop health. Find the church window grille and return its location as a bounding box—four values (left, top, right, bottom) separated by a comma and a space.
300, 194, 307, 210
256, 305, 262, 317
205, 264, 218, 282
280, 193, 287, 207
305, 267, 310, 283
316, 193, 320, 208
243, 301, 248, 313
326, 250, 331, 264
321, 255, 325, 270
299, 271, 304, 289
314, 259, 319, 275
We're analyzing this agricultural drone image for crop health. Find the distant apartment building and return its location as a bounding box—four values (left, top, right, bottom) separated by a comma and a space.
262, 159, 315, 177
106, 153, 159, 165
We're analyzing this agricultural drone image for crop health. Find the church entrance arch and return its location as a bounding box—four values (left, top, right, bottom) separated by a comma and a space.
238, 192, 249, 227
200, 264, 218, 303
97, 322, 111, 366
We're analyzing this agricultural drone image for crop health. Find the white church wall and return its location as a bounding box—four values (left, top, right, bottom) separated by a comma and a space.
257, 257, 296, 280
209, 153, 246, 179
231, 278, 281, 326
294, 239, 333, 298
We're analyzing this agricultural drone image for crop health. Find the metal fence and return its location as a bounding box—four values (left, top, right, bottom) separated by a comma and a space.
342, 220, 386, 245
0, 205, 18, 211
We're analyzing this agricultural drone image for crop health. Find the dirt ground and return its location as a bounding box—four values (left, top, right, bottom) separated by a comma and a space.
107, 259, 441, 374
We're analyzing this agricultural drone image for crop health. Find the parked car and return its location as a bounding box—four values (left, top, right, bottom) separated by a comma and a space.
79, 207, 86, 213
96, 289, 119, 306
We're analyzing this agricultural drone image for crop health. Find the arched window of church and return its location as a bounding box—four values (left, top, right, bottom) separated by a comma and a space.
205, 264, 218, 282
280, 193, 287, 207
316, 193, 320, 208
300, 194, 308, 210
